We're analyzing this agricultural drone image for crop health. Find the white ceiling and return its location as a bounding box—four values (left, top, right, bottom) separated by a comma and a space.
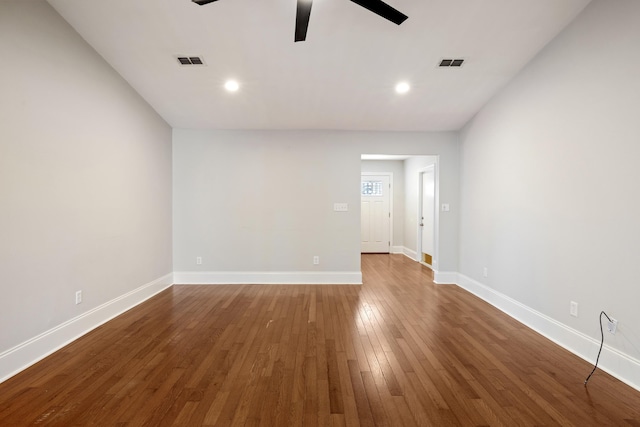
48, 0, 590, 131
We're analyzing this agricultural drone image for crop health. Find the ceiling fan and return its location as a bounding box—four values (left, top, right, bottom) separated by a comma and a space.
192, 0, 408, 42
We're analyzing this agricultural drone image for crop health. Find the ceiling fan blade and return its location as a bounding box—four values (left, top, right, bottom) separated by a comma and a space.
192, 0, 220, 5
295, 0, 313, 42
349, 0, 407, 25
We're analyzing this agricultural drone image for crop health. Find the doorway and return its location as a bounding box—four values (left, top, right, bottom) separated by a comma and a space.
360, 173, 391, 253
418, 164, 437, 269
360, 155, 439, 269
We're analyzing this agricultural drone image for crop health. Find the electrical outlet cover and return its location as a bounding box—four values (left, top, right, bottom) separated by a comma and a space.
570, 301, 578, 317
607, 318, 618, 334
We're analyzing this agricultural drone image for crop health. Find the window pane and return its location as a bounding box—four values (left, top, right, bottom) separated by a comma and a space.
361, 181, 383, 196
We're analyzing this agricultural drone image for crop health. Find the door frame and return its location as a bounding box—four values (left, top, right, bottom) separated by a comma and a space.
417, 162, 439, 270
361, 172, 393, 253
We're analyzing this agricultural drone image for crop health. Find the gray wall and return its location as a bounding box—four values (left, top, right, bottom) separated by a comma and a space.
0, 1, 172, 353
173, 130, 459, 273
459, 0, 640, 363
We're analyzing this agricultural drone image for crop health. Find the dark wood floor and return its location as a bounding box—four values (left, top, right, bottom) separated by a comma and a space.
1, 255, 639, 426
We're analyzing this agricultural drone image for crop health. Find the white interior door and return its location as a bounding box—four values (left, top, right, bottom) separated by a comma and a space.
361, 175, 391, 253
420, 168, 435, 264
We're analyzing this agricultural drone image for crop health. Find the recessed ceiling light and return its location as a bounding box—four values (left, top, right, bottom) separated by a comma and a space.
224, 80, 239, 92
395, 82, 410, 94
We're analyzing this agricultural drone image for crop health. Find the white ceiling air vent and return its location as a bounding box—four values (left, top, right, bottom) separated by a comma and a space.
176, 56, 206, 66
439, 58, 464, 67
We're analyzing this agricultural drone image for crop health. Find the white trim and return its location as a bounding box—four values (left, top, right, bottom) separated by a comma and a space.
390, 246, 420, 262
361, 154, 411, 161
456, 273, 640, 392
361, 172, 393, 253
402, 246, 418, 261
0, 273, 173, 384
433, 271, 458, 284
173, 271, 363, 285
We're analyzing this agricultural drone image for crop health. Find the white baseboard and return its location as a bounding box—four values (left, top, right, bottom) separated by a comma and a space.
5, 268, 637, 393
390, 246, 404, 254
433, 271, 458, 284
402, 247, 418, 261
173, 271, 363, 285
456, 273, 640, 392
0, 273, 173, 384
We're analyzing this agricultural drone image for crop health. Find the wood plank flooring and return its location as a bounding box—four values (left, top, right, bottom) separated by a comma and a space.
1, 254, 639, 426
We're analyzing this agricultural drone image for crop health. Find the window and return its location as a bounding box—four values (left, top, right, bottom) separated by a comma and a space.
361, 181, 383, 196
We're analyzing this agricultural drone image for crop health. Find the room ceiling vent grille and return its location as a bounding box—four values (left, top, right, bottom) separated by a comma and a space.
176, 56, 206, 66
439, 58, 464, 67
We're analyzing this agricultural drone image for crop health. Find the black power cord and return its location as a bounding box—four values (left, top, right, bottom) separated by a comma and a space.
584, 311, 612, 386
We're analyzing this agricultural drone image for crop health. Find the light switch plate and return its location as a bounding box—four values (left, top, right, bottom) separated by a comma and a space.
333, 203, 348, 212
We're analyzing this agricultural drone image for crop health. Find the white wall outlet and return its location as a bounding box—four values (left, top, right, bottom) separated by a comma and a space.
570, 301, 578, 317
75, 290, 82, 305
313, 256, 320, 265
483, 267, 488, 278
441, 203, 450, 212
607, 318, 618, 334
196, 256, 202, 265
